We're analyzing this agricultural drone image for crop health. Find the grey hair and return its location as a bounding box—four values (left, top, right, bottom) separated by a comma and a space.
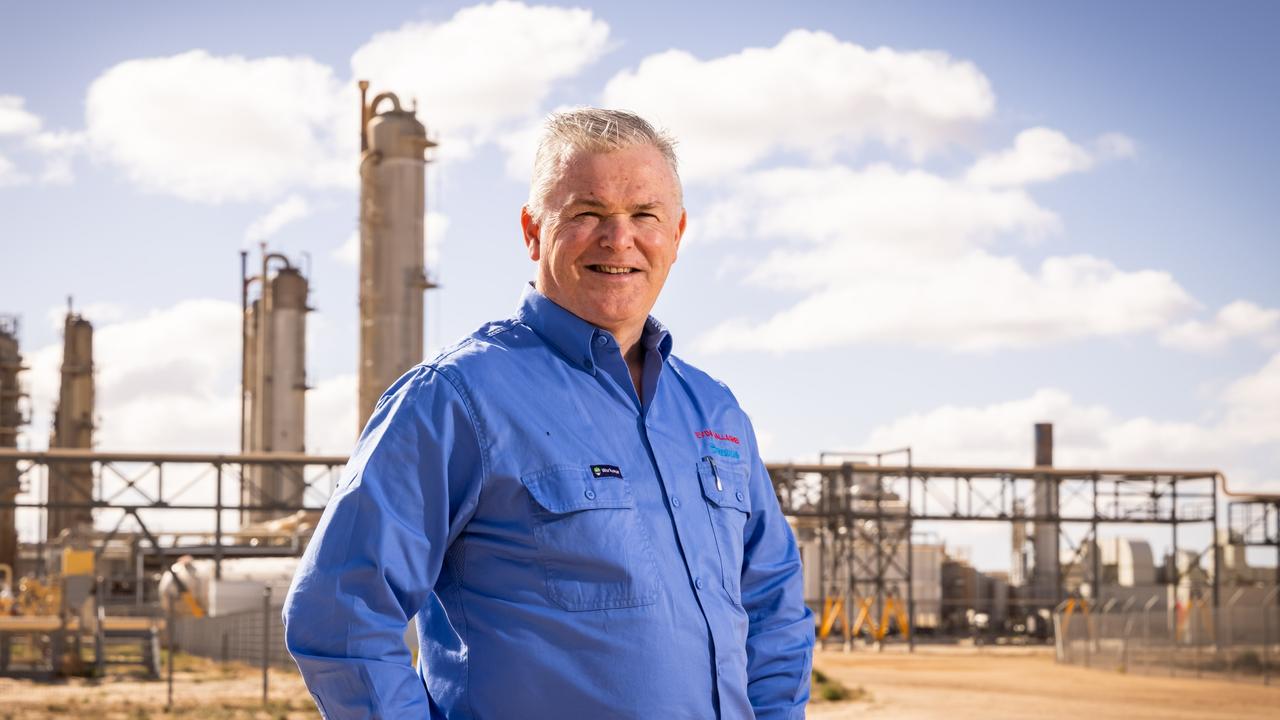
526, 108, 681, 223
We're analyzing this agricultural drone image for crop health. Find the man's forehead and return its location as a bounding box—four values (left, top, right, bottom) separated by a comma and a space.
563, 195, 668, 209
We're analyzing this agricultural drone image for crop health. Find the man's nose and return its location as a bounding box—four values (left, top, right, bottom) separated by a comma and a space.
596, 214, 636, 251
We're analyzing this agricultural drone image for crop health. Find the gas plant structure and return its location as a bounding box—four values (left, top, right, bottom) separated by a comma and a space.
1, 79, 1277, 678
0, 80, 440, 677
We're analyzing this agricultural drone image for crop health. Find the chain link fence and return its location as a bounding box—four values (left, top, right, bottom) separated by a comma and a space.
1054, 589, 1280, 684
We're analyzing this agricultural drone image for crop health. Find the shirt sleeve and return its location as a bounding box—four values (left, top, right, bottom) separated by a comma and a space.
283, 364, 485, 719
739, 414, 815, 720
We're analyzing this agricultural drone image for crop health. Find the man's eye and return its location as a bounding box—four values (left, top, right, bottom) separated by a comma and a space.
635, 212, 658, 220
574, 211, 601, 220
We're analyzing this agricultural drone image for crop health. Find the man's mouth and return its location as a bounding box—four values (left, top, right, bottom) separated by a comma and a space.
586, 264, 639, 275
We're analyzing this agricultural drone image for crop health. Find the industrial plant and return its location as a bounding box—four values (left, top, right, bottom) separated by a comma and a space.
0, 82, 1277, 688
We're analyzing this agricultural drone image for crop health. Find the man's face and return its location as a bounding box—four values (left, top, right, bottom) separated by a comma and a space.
522, 144, 686, 338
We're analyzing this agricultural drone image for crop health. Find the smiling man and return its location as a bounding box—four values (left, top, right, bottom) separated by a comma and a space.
284, 109, 814, 719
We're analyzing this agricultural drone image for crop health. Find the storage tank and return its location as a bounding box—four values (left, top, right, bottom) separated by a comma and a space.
0, 315, 25, 570
357, 81, 437, 432
48, 310, 95, 540
241, 251, 309, 524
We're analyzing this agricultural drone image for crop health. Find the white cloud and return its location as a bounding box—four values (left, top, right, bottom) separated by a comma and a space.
332, 211, 448, 267
1160, 300, 1280, 352
966, 127, 1096, 187
333, 230, 359, 266
85, 50, 352, 203
863, 351, 1280, 490
245, 194, 311, 243
496, 116, 547, 182
965, 127, 1137, 188
82, 3, 608, 202
0, 95, 42, 136
306, 373, 358, 454
350, 1, 609, 157
1219, 351, 1280, 446
0, 152, 27, 187
27, 130, 88, 185
26, 299, 242, 453
694, 163, 1194, 352
0, 96, 84, 185
599, 30, 995, 180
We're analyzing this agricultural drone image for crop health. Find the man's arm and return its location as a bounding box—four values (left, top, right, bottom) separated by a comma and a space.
283, 365, 485, 718
739, 415, 815, 720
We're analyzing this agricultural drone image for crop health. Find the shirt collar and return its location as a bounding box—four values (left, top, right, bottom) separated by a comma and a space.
514, 283, 673, 371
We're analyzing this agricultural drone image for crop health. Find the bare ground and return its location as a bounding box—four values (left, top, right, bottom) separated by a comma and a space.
0, 646, 1277, 718
809, 644, 1280, 720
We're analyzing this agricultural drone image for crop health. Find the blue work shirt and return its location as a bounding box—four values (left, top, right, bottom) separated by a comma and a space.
283, 285, 813, 719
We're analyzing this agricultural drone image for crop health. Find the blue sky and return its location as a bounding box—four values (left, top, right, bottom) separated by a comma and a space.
3, 1, 1277, 568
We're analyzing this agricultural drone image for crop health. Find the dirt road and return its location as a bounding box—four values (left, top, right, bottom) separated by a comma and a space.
810, 645, 1280, 720
1, 646, 1278, 718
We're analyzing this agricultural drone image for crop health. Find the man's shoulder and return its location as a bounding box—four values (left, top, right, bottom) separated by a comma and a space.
666, 353, 741, 409
423, 315, 557, 380
425, 318, 522, 370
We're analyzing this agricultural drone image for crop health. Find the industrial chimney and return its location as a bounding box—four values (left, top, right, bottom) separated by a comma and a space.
0, 315, 26, 569
241, 248, 310, 525
47, 307, 95, 540
1031, 422, 1059, 607
356, 80, 437, 432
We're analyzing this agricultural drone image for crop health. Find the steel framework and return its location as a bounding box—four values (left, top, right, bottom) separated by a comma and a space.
766, 461, 1223, 648
1227, 495, 1280, 590
0, 448, 1251, 652
0, 448, 344, 580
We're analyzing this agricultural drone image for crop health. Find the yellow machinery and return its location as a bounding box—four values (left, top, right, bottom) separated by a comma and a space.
817, 593, 912, 645
0, 548, 161, 678
0, 563, 12, 615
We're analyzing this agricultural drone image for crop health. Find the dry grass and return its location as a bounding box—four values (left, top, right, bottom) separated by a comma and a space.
0, 653, 314, 720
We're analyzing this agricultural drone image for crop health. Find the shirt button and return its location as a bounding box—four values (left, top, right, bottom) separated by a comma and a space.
594, 335, 608, 347
735, 491, 745, 502
695, 577, 705, 590
671, 495, 681, 508
584, 489, 596, 500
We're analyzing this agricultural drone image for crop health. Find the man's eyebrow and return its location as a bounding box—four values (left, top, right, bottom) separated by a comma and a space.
565, 197, 667, 211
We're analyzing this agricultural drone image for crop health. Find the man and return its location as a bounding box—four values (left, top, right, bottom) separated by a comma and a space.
284, 108, 813, 719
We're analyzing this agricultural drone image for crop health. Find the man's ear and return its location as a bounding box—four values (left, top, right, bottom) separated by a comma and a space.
673, 208, 687, 256
520, 206, 541, 261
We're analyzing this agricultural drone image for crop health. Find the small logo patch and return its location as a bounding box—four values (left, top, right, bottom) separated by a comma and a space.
591, 464, 622, 479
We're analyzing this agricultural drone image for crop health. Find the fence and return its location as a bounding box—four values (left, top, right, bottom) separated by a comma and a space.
1054, 589, 1280, 685
172, 605, 292, 669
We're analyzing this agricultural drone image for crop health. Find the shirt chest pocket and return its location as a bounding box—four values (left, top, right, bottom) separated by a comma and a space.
520, 466, 662, 611
697, 457, 752, 605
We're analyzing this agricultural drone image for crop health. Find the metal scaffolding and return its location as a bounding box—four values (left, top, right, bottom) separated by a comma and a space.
1227, 494, 1280, 591
767, 461, 1222, 649
0, 448, 1252, 654
0, 448, 344, 580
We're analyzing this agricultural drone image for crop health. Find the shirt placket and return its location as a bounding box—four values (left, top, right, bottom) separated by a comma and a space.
595, 333, 733, 715
642, 393, 735, 715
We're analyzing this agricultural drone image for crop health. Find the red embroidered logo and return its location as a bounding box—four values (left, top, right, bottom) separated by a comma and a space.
694, 429, 740, 445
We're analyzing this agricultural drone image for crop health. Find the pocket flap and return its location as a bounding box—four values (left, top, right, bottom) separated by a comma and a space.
697, 458, 751, 513
521, 465, 635, 514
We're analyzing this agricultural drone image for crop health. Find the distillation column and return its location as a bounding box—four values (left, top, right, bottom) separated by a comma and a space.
0, 316, 26, 570
241, 251, 309, 525
47, 311, 95, 540
357, 80, 436, 432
